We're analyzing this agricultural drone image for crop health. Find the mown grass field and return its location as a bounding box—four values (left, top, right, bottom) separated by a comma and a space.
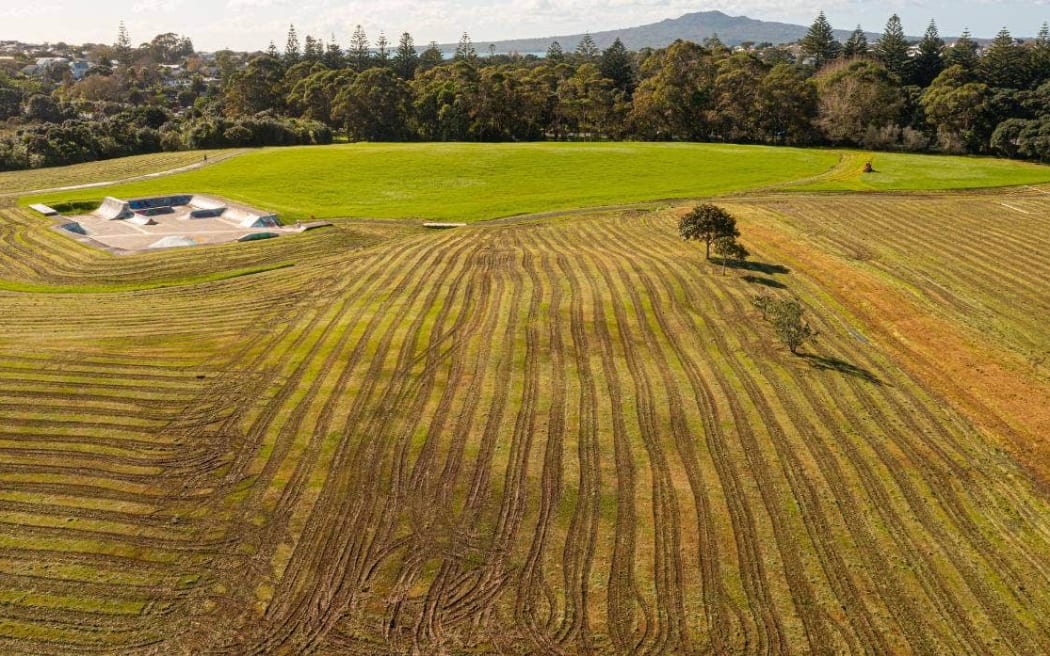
25, 142, 842, 221
783, 150, 1050, 192
0, 150, 241, 197
24, 143, 1050, 223
3, 145, 1050, 654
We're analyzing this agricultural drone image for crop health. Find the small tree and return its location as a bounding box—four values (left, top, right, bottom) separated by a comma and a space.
753, 295, 817, 354
713, 236, 749, 274
679, 203, 740, 259
752, 293, 776, 320
772, 298, 816, 354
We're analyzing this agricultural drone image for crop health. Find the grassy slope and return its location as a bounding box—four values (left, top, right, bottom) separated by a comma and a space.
26, 143, 841, 221
5, 146, 1050, 652
726, 191, 1050, 480
0, 150, 240, 196
4, 201, 1050, 653
783, 150, 1050, 191
26, 144, 1050, 223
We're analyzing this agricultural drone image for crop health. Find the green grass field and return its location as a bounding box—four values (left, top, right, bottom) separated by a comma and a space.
4, 144, 1050, 654
784, 150, 1050, 191
21, 144, 1050, 223
0, 150, 240, 196
25, 142, 841, 221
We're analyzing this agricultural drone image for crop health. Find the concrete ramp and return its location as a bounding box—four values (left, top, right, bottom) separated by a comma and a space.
128, 215, 157, 226
239, 215, 280, 229
30, 203, 59, 216
189, 195, 225, 211
238, 232, 278, 242
61, 222, 88, 235
95, 197, 133, 221
148, 235, 197, 249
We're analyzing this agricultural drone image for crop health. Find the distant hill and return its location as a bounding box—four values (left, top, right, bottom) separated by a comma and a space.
442, 10, 879, 55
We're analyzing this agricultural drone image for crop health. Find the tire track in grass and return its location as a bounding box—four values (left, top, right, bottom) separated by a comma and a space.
634, 217, 932, 652
379, 247, 503, 649
385, 247, 509, 646
238, 231, 488, 653
0, 208, 405, 650
591, 245, 694, 655
513, 234, 570, 654
693, 277, 948, 652
574, 222, 737, 654
734, 200, 1050, 650
159, 232, 460, 651
412, 244, 523, 651
354, 237, 501, 646
316, 235, 496, 648
545, 241, 602, 652
833, 371, 1050, 653
432, 233, 544, 649
206, 229, 455, 495
577, 216, 790, 654
245, 238, 468, 587
808, 361, 1015, 654
567, 239, 652, 654
657, 205, 1050, 652
588, 214, 865, 650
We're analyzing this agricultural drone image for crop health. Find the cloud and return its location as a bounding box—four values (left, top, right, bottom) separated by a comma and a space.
131, 0, 181, 14
0, 4, 59, 18
226, 0, 292, 9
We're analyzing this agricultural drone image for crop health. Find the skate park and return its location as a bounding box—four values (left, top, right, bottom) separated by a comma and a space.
54, 194, 319, 252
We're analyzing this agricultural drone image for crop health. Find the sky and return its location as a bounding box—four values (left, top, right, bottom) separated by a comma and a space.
3, 0, 1048, 52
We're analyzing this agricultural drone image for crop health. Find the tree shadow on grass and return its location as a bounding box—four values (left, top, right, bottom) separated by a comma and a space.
742, 275, 787, 289
714, 258, 791, 275
802, 354, 886, 386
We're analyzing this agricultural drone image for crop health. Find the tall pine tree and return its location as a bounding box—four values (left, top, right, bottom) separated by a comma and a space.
1032, 23, 1050, 84
945, 29, 978, 72
454, 32, 476, 62
842, 25, 868, 58
393, 32, 418, 79
324, 35, 343, 69
546, 41, 565, 63
874, 14, 911, 81
600, 38, 634, 96
800, 12, 841, 69
115, 21, 132, 66
349, 25, 371, 72
302, 35, 322, 63
575, 34, 600, 62
285, 25, 301, 66
913, 21, 944, 87
375, 32, 390, 65
979, 28, 1029, 88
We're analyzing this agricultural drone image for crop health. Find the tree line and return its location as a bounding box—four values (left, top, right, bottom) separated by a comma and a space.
216, 17, 1050, 154
4, 13, 1050, 170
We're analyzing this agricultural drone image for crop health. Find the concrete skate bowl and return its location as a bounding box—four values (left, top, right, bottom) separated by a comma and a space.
95, 196, 133, 220
73, 194, 288, 253
93, 194, 280, 226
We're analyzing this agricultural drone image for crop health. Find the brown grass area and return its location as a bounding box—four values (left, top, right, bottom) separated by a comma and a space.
733, 199, 1050, 486
6, 196, 1050, 654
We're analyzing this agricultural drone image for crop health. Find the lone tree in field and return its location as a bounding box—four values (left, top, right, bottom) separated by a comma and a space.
713, 236, 749, 274
753, 294, 817, 354
680, 203, 740, 259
